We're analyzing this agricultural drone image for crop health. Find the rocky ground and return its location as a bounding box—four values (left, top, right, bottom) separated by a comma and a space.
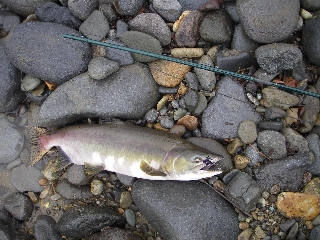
1, 0, 320, 239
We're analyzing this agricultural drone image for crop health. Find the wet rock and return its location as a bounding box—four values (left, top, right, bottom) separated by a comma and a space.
194, 55, 216, 91
3, 193, 33, 221
56, 206, 126, 238
309, 225, 320, 240
262, 88, 300, 110
37, 64, 160, 127
257, 121, 284, 131
11, 164, 44, 192
302, 18, 320, 66
4, 22, 91, 85
0, 10, 20, 32
79, 10, 109, 41
264, 107, 286, 120
238, 120, 257, 144
175, 10, 203, 47
132, 180, 240, 240
202, 77, 261, 140
55, 180, 92, 199
225, 172, 262, 213
35, 2, 82, 29
34, 215, 61, 240
104, 39, 134, 66
214, 49, 255, 72
88, 57, 120, 80
125, 208, 135, 227
120, 191, 133, 209
253, 151, 315, 192
87, 227, 143, 240
301, 0, 320, 11
255, 43, 302, 73
236, 0, 300, 43
128, 13, 171, 46
306, 134, 320, 175
0, 39, 25, 112
68, 0, 98, 20
0, 118, 24, 164
231, 24, 260, 52
1, 0, 56, 17
276, 192, 320, 220
281, 128, 309, 153
298, 86, 319, 133
153, 0, 182, 22
119, 31, 162, 62
113, 0, 145, 16
244, 142, 265, 167
150, 60, 191, 87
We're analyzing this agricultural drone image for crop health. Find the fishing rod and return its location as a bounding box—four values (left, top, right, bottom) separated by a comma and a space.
63, 34, 320, 99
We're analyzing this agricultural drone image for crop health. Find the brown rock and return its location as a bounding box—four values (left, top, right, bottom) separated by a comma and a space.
234, 155, 250, 169
276, 192, 320, 220
177, 115, 198, 130
150, 60, 191, 87
174, 10, 203, 47
303, 177, 320, 198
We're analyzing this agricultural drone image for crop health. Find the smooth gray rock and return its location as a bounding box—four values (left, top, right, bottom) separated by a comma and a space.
0, 39, 25, 112
79, 10, 110, 41
214, 49, 255, 72
128, 13, 171, 46
279, 219, 296, 232
68, 0, 98, 20
3, 193, 33, 221
301, 0, 320, 11
264, 107, 286, 120
1, 0, 57, 17
104, 39, 134, 66
119, 31, 162, 62
0, 118, 24, 164
309, 224, 320, 240
87, 227, 143, 240
67, 165, 91, 185
185, 72, 199, 90
37, 64, 160, 127
224, 1, 240, 23
177, 0, 214, 11
255, 43, 302, 73
4, 22, 91, 85
187, 137, 233, 172
257, 121, 284, 131
281, 128, 309, 153
132, 180, 240, 240
115, 20, 128, 37
114, 0, 146, 16
231, 24, 260, 52
55, 180, 92, 199
0, 10, 20, 32
153, 0, 182, 22
192, 91, 207, 116
10, 164, 44, 192
35, 1, 82, 29
253, 68, 279, 82
244, 142, 265, 167
236, 0, 300, 43
194, 55, 216, 91
88, 57, 120, 80
100, 4, 117, 25
257, 130, 287, 160
34, 215, 62, 240
306, 134, 320, 175
201, 77, 261, 140
184, 90, 198, 112
253, 151, 315, 192
199, 10, 233, 43
56, 206, 126, 238
225, 172, 262, 213
21, 74, 41, 91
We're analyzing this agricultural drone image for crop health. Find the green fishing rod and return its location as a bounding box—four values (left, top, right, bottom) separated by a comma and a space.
63, 34, 320, 99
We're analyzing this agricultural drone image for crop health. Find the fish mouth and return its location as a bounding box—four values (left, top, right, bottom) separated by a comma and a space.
199, 156, 222, 171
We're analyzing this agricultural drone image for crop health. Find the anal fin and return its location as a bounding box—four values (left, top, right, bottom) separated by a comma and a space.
140, 160, 167, 177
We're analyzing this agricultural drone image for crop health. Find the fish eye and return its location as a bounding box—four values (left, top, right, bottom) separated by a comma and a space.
193, 158, 202, 163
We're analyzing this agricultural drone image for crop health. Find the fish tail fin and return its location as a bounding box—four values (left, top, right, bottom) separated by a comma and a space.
27, 126, 49, 166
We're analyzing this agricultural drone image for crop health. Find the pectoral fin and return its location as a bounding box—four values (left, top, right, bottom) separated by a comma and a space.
140, 160, 167, 177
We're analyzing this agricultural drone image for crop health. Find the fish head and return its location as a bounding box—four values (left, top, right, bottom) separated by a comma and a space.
164, 146, 223, 180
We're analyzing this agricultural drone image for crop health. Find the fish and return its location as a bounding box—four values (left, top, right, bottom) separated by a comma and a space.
29, 123, 223, 181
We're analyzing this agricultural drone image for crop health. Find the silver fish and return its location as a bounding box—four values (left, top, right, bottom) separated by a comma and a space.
29, 123, 223, 180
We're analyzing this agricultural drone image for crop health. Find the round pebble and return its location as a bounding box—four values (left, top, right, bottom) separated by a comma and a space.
125, 208, 136, 227
145, 108, 159, 122
169, 124, 186, 137
234, 155, 250, 169
38, 178, 48, 186
91, 179, 104, 196
238, 120, 257, 144
176, 115, 198, 130
159, 116, 174, 129
88, 57, 120, 80
21, 74, 41, 91
226, 138, 243, 155
120, 191, 133, 209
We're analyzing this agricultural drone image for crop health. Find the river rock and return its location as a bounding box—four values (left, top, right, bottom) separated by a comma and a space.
253, 151, 315, 192
257, 130, 287, 160
4, 22, 91, 85
262, 88, 300, 110
194, 55, 216, 91
132, 180, 240, 240
3, 192, 33, 221
153, 0, 182, 22
257, 121, 284, 131
301, 0, 320, 11
55, 180, 92, 199
128, 13, 171, 46
114, 0, 145, 16
255, 43, 302, 73
35, 1, 82, 29
88, 57, 120, 80
281, 128, 309, 153
104, 39, 134, 66
1, 0, 57, 17
244, 142, 265, 167
214, 49, 255, 72
201, 76, 261, 140
0, 118, 24, 164
87, 227, 143, 240
119, 31, 162, 62
231, 24, 260, 52
34, 215, 62, 240
56, 206, 126, 238
264, 107, 286, 120
37, 64, 160, 127
0, 10, 20, 32
199, 10, 233, 43
306, 134, 320, 175
0, 39, 25, 112
236, 0, 300, 43
237, 120, 257, 144
68, 0, 98, 20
